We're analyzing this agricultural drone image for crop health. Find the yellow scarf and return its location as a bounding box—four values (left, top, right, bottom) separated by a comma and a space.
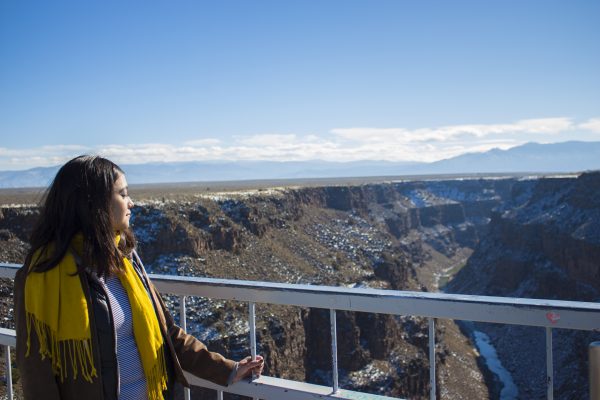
25, 233, 167, 400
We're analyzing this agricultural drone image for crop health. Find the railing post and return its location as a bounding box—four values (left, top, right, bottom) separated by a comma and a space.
4, 345, 13, 400
590, 342, 600, 400
179, 295, 188, 332
249, 302, 259, 400
330, 309, 339, 394
249, 302, 257, 366
180, 295, 191, 400
546, 327, 553, 400
428, 317, 436, 400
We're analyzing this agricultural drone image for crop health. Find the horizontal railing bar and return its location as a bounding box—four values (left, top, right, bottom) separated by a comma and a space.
150, 276, 600, 331
0, 328, 16, 347
0, 264, 20, 279
184, 372, 398, 400
1, 264, 599, 330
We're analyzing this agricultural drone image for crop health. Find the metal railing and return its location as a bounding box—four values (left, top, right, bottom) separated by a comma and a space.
590, 342, 600, 400
1, 263, 600, 399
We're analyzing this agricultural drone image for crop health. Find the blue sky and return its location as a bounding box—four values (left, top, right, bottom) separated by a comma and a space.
1, 0, 599, 170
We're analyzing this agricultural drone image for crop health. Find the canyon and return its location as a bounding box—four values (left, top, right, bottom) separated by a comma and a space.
1, 172, 599, 399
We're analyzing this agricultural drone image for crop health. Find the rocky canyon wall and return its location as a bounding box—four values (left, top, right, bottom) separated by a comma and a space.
447, 172, 600, 399
4, 174, 593, 399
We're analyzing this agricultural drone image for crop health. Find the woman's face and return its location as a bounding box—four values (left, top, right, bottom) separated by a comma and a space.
110, 173, 134, 232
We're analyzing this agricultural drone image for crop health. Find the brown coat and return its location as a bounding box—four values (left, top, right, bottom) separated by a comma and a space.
14, 264, 236, 400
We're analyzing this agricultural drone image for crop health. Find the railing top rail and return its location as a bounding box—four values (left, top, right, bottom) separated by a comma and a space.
2, 263, 599, 331
0, 263, 20, 272
0, 327, 16, 347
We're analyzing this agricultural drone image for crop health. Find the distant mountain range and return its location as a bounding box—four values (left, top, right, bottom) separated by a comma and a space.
423, 141, 600, 174
1, 141, 599, 188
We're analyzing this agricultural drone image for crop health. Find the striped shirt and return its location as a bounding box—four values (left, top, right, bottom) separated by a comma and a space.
102, 275, 148, 400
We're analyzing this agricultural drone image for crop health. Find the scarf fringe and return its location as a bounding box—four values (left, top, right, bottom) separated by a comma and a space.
146, 346, 168, 400
26, 311, 97, 383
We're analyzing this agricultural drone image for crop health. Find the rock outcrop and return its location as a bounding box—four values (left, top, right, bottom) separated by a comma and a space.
447, 172, 600, 399
6, 175, 578, 399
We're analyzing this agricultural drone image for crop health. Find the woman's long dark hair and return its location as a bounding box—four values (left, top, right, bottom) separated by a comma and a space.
24, 155, 136, 276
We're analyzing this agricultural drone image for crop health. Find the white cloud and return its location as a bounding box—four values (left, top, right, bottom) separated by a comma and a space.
1, 116, 598, 170
330, 117, 574, 145
514, 117, 573, 133
0, 145, 94, 170
579, 118, 600, 133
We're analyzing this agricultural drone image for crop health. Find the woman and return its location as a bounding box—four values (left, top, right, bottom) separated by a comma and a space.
14, 155, 263, 400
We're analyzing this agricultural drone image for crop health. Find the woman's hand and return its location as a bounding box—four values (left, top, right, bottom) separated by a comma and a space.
232, 355, 265, 383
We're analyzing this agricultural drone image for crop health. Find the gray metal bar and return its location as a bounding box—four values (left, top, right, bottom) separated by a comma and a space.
0, 264, 20, 279
0, 328, 16, 347
180, 295, 191, 400
546, 327, 553, 400
5, 345, 13, 400
217, 390, 224, 400
249, 302, 257, 364
184, 372, 398, 400
590, 342, 600, 400
249, 302, 258, 400
1, 264, 599, 330
146, 273, 600, 331
428, 317, 436, 400
330, 309, 339, 393
180, 295, 188, 332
